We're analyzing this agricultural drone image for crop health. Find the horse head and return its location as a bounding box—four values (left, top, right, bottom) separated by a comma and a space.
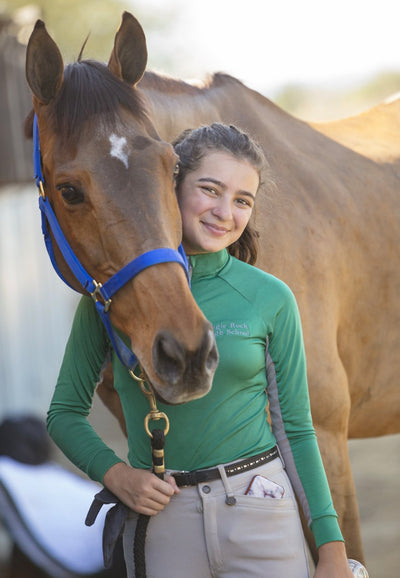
25, 12, 218, 404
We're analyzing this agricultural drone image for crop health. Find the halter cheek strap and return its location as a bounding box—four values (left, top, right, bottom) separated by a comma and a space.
32, 114, 189, 373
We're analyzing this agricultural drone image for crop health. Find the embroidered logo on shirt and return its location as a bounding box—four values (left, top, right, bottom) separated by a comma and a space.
214, 321, 250, 337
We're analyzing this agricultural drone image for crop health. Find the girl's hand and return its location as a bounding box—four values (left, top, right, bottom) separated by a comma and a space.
314, 542, 355, 578
103, 462, 180, 516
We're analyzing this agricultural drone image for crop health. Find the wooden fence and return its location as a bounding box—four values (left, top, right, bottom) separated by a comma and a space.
0, 18, 33, 184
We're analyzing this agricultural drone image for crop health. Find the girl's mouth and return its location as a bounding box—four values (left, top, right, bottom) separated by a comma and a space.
201, 221, 230, 235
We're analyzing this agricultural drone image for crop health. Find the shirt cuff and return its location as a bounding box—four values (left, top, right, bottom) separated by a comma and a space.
311, 515, 344, 548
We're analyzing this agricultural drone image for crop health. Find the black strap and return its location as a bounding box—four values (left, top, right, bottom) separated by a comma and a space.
134, 428, 166, 578
133, 514, 150, 577
85, 487, 128, 569
84, 428, 166, 576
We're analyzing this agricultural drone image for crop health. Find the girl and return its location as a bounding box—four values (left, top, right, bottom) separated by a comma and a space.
48, 123, 354, 577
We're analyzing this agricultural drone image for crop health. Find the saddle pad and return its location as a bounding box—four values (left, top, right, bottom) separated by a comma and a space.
0, 456, 110, 577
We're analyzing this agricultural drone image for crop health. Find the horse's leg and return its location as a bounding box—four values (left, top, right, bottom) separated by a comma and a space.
316, 427, 365, 564
304, 327, 365, 565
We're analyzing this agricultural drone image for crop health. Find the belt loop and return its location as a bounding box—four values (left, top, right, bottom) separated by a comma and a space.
276, 444, 286, 469
217, 465, 237, 506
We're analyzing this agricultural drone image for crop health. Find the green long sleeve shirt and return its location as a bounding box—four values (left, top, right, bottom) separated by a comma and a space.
48, 249, 343, 547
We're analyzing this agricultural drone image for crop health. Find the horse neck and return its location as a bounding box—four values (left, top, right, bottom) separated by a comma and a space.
137, 71, 305, 153
138, 74, 221, 142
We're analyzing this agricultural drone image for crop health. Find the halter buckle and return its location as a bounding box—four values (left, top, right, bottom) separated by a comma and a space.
90, 280, 112, 312
38, 180, 46, 199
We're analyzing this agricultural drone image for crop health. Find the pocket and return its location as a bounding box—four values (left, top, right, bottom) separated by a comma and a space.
215, 463, 309, 573
235, 491, 295, 510
234, 473, 295, 513
245, 475, 285, 498
233, 464, 296, 508
222, 489, 300, 562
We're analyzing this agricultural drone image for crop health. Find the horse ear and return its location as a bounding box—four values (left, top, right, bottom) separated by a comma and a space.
108, 12, 148, 86
26, 20, 64, 105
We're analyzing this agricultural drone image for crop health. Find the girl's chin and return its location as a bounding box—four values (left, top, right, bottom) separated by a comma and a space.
185, 231, 238, 253
186, 242, 225, 254
198, 238, 226, 252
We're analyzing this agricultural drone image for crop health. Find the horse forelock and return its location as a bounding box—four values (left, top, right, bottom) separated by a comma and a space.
47, 60, 149, 144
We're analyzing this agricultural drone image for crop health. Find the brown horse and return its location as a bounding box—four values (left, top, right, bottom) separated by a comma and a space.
26, 12, 400, 567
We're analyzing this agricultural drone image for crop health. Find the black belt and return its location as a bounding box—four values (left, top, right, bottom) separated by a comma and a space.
173, 446, 279, 488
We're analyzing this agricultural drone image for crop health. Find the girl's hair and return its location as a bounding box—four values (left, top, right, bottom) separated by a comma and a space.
173, 123, 270, 264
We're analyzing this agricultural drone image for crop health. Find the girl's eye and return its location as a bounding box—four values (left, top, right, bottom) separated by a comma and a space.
201, 186, 218, 195
236, 198, 252, 207
57, 184, 85, 205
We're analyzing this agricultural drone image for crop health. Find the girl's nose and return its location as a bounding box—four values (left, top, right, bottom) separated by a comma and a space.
211, 198, 233, 221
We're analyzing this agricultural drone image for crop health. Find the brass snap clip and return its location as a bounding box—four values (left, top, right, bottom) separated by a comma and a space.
140, 381, 170, 438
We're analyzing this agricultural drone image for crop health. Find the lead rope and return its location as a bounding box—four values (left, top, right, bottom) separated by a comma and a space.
130, 370, 170, 578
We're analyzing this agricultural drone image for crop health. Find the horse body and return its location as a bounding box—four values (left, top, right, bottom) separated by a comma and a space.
26, 12, 400, 565
138, 70, 400, 560
141, 69, 400, 423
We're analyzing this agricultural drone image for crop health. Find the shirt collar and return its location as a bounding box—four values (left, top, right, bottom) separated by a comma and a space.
189, 249, 230, 279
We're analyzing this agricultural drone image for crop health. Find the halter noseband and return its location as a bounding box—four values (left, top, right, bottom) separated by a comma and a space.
32, 113, 189, 373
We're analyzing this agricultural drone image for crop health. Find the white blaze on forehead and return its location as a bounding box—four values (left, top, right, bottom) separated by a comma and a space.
109, 134, 129, 168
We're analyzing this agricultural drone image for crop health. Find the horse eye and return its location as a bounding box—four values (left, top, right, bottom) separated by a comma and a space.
58, 185, 84, 205
173, 163, 180, 177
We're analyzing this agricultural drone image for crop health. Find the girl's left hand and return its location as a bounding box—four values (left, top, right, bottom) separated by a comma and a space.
314, 542, 355, 578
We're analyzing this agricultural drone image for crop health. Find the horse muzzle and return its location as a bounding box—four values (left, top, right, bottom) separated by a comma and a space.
150, 324, 218, 405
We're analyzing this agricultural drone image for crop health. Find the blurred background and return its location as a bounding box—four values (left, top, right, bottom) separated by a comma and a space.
0, 1, 399, 576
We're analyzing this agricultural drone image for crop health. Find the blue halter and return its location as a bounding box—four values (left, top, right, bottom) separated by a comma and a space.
33, 114, 189, 373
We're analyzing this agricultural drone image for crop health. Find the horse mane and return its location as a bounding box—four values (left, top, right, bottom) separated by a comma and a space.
25, 60, 149, 143
24, 67, 248, 140
140, 70, 203, 94
140, 70, 246, 95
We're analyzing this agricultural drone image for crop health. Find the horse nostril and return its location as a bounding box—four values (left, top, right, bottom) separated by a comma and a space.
153, 331, 185, 385
152, 325, 219, 397
204, 327, 219, 373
